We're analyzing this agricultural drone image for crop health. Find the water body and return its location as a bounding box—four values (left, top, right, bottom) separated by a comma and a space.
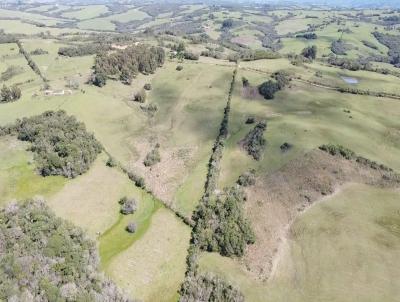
341, 76, 359, 84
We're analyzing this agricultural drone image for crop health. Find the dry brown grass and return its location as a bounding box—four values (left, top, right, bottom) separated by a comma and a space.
243, 149, 399, 280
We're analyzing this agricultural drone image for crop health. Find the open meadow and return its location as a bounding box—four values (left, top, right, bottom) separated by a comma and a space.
0, 1, 400, 301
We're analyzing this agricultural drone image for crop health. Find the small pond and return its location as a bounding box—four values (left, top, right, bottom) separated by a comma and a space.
341, 76, 359, 84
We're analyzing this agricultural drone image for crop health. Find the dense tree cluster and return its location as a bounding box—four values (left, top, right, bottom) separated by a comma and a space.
331, 39, 351, 55
258, 71, 290, 99
0, 84, 21, 103
2, 110, 102, 178
373, 32, 400, 67
241, 121, 267, 161
93, 44, 165, 86
0, 30, 17, 44
180, 273, 244, 302
192, 187, 255, 257
301, 45, 317, 60
0, 200, 132, 302
229, 49, 280, 62
58, 43, 110, 57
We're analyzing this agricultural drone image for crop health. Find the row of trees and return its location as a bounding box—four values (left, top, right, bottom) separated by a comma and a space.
92, 44, 165, 86
16, 40, 47, 82
1, 110, 102, 178
373, 32, 400, 67
58, 43, 110, 57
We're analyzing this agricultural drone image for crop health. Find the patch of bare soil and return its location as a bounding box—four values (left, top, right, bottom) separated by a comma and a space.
129, 138, 197, 205
243, 149, 400, 281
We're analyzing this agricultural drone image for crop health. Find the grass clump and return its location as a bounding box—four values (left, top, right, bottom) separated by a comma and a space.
0, 200, 132, 302
2, 110, 102, 178
242, 121, 267, 161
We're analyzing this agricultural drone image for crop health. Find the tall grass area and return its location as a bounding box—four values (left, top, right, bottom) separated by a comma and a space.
199, 184, 400, 302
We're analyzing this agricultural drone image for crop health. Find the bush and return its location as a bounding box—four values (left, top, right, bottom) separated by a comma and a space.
127, 172, 146, 189
92, 72, 107, 87
296, 32, 317, 39
120, 197, 137, 215
144, 145, 161, 167
258, 80, 279, 99
176, 65, 183, 71
319, 144, 355, 159
245, 116, 255, 124
126, 222, 137, 233
30, 48, 48, 55
237, 170, 256, 187
134, 89, 146, 103
331, 40, 351, 55
0, 84, 21, 103
280, 142, 293, 152
4, 110, 102, 178
143, 83, 152, 90
242, 121, 267, 160
184, 51, 199, 60
0, 65, 23, 81
301, 45, 317, 60
242, 76, 249, 87
106, 157, 117, 167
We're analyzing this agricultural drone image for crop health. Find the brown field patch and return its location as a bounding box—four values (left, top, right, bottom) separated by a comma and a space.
243, 149, 400, 280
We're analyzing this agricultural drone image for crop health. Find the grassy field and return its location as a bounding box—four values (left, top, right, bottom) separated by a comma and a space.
199, 184, 400, 302
0, 136, 66, 206
106, 208, 191, 302
218, 67, 400, 189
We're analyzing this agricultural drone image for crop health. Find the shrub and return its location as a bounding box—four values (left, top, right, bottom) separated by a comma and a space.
296, 32, 317, 39
134, 89, 146, 103
280, 142, 293, 152
176, 65, 183, 71
126, 222, 137, 233
331, 40, 351, 55
120, 198, 137, 215
319, 144, 355, 159
242, 76, 249, 87
237, 169, 256, 187
242, 121, 267, 160
0, 65, 24, 81
106, 157, 117, 167
127, 172, 146, 189
92, 72, 107, 87
143, 83, 152, 90
144, 145, 161, 167
184, 51, 199, 60
245, 116, 255, 124
301, 45, 317, 60
30, 48, 48, 55
4, 111, 102, 178
0, 84, 21, 103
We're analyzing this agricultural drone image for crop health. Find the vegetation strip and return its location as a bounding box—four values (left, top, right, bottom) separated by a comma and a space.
179, 66, 247, 301
16, 40, 48, 83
